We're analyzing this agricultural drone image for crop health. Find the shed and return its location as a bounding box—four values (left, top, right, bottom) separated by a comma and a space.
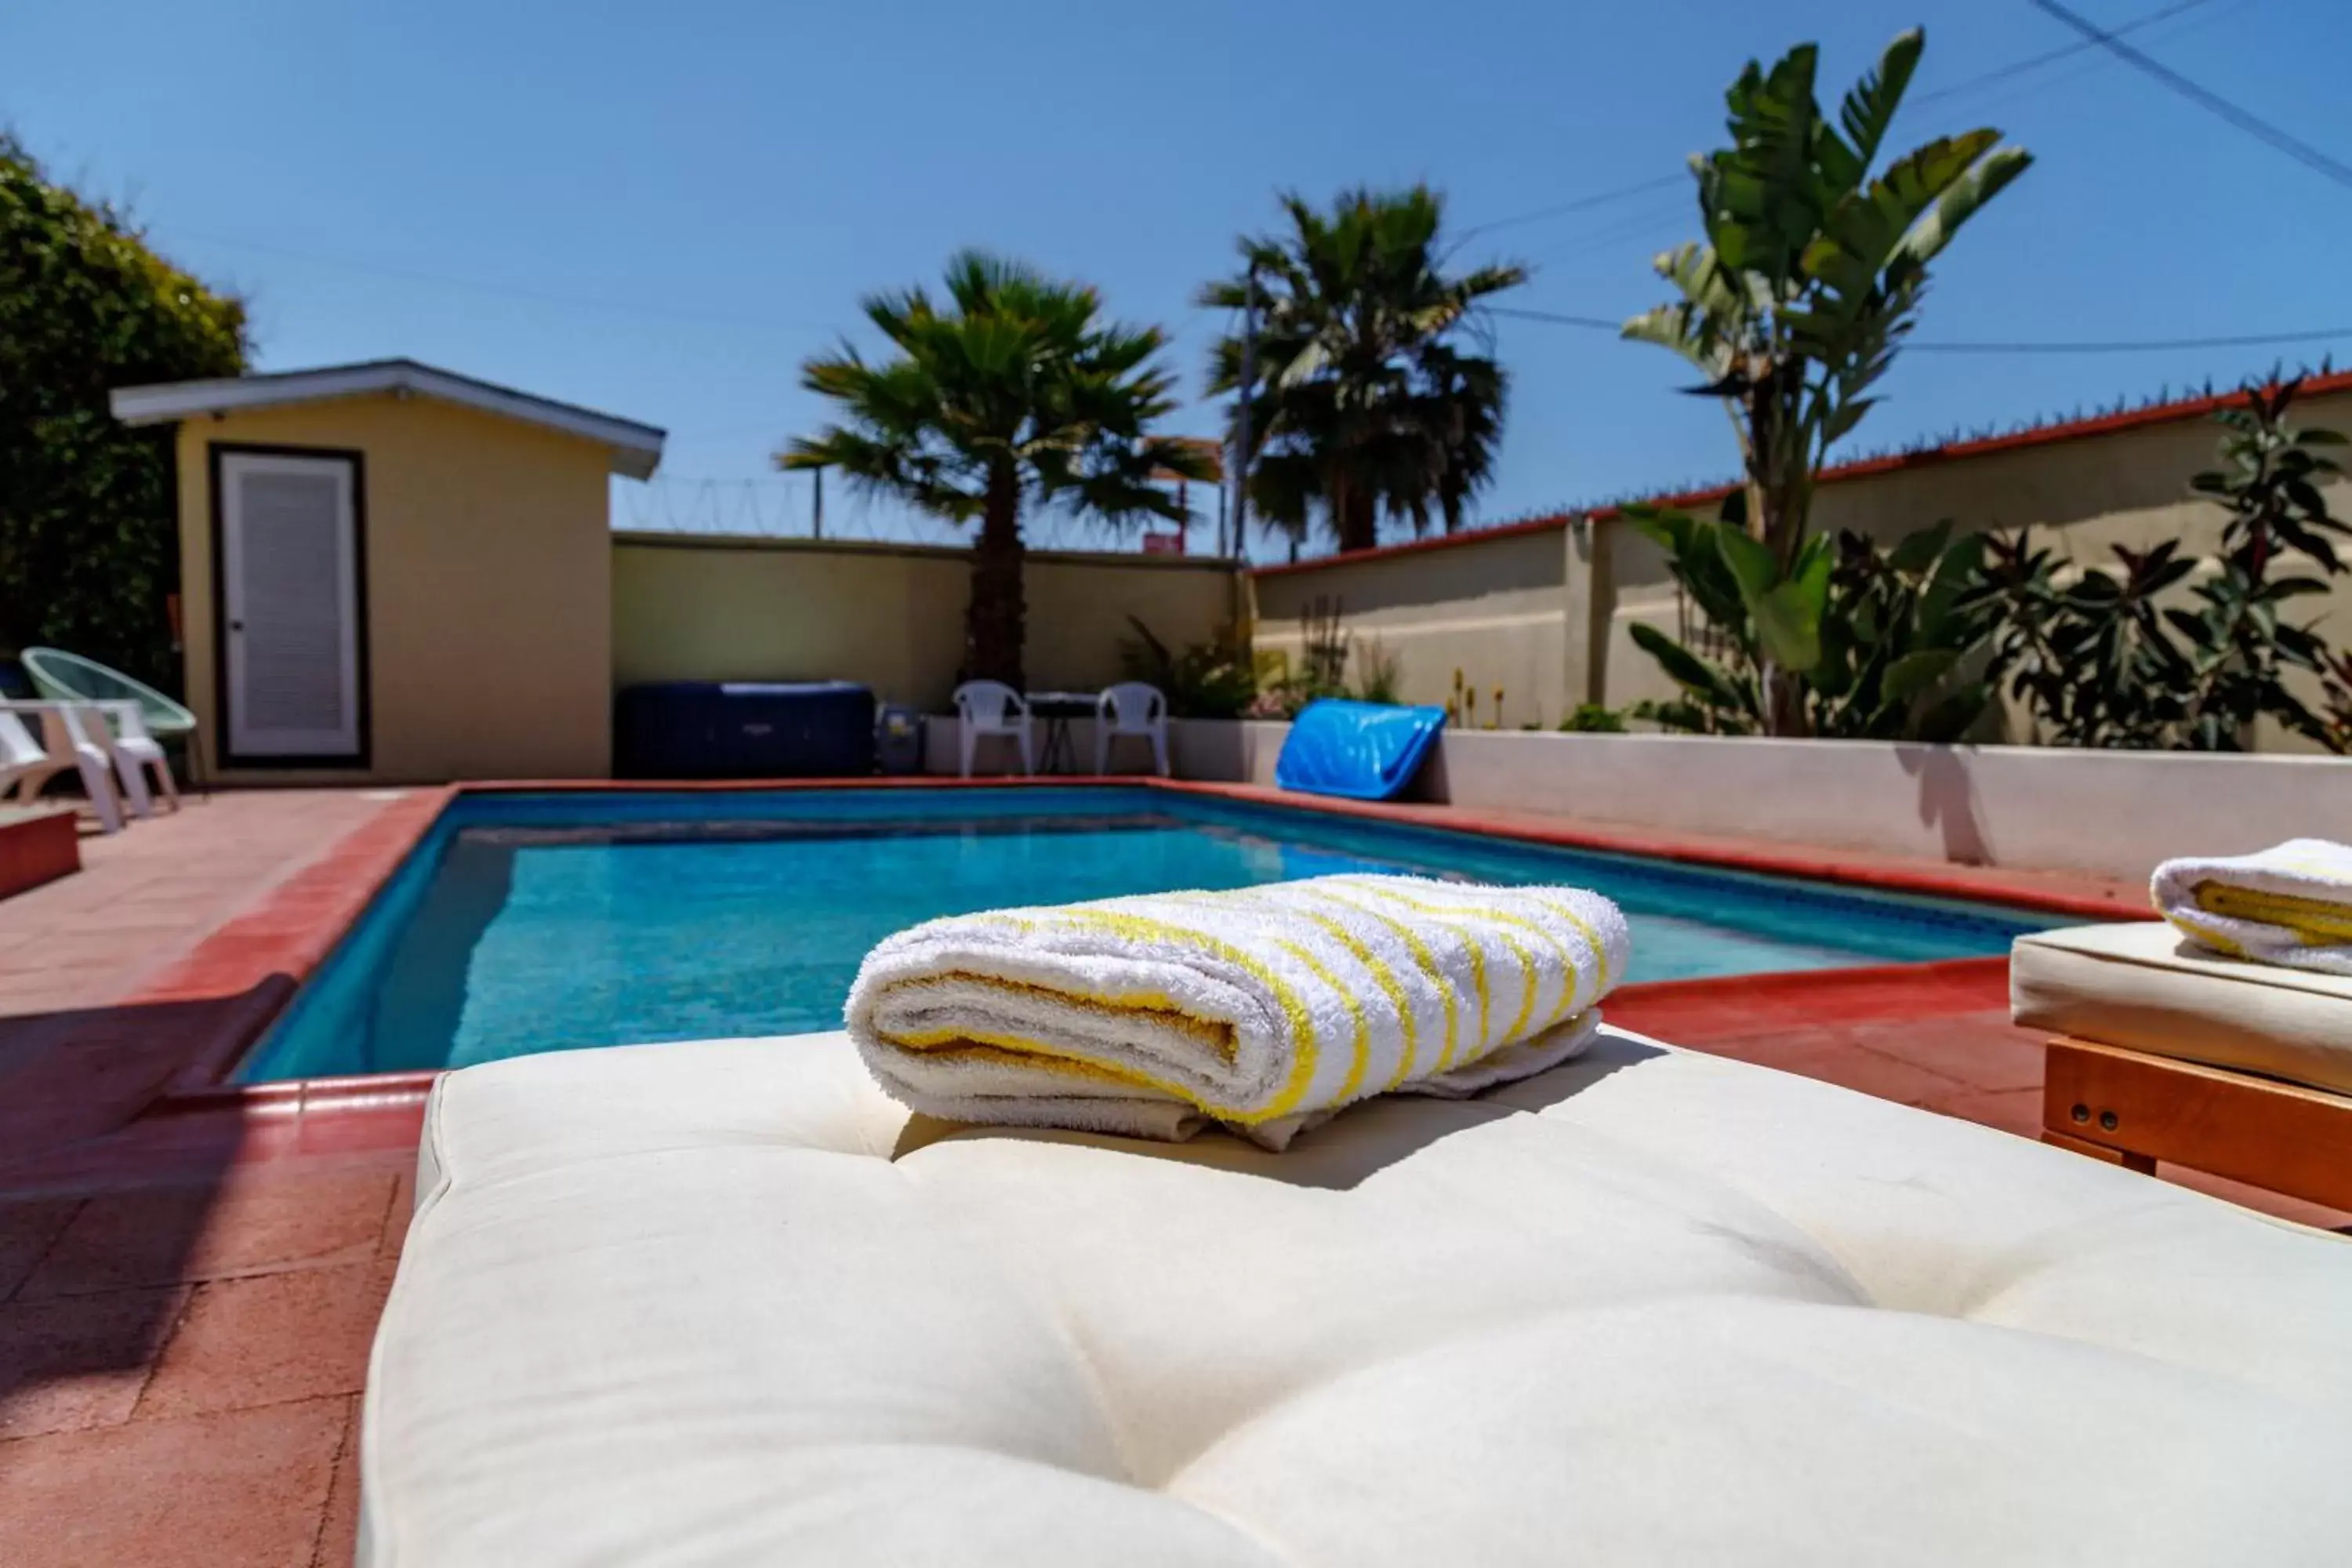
111, 359, 664, 783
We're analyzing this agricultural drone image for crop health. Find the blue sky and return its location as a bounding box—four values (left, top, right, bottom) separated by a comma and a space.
6, 0, 2346, 557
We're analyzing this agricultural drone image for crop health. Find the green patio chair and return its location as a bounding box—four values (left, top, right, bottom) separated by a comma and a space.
21, 648, 205, 788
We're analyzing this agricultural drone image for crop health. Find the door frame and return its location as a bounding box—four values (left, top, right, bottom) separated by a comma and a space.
207, 441, 372, 769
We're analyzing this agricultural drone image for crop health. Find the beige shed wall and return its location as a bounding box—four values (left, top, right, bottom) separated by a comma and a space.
175, 394, 616, 784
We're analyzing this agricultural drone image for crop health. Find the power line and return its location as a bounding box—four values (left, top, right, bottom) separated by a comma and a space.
1453, 0, 2225, 253
1488, 306, 1625, 332
1451, 174, 1686, 249
1522, 196, 1695, 267
1488, 304, 2352, 356
173, 228, 837, 334
1912, 0, 2218, 102
2024, 0, 2352, 193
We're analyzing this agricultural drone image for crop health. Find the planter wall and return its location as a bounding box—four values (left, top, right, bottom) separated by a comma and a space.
916, 713, 1200, 779
1166, 720, 2352, 884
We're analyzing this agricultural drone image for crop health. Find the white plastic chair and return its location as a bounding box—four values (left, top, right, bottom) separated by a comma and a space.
1094, 681, 1170, 775
0, 703, 125, 833
95, 700, 180, 812
953, 681, 1034, 777
13, 700, 154, 818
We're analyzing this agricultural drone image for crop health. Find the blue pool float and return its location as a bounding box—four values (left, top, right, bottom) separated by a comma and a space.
1274, 699, 1448, 801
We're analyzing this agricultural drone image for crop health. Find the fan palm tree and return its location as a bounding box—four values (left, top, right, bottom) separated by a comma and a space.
1201, 187, 1526, 554
783, 252, 1212, 688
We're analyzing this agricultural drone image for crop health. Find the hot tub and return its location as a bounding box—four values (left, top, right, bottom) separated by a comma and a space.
612, 681, 875, 779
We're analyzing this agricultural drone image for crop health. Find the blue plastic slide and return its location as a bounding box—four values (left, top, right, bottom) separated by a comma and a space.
1274, 699, 1448, 801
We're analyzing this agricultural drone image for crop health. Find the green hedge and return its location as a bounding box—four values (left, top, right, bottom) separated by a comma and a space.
0, 135, 245, 690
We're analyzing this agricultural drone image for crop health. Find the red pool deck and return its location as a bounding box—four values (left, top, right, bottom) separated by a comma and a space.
0, 782, 2342, 1566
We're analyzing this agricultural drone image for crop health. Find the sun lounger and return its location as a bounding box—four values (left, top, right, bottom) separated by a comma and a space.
0, 702, 126, 833
92, 699, 181, 811
2015, 920, 2352, 1209
360, 1025, 2352, 1566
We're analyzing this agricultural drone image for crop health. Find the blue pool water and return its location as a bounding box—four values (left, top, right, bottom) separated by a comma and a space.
237, 787, 2050, 1082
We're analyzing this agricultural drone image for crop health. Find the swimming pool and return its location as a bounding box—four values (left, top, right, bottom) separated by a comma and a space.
235, 787, 2050, 1082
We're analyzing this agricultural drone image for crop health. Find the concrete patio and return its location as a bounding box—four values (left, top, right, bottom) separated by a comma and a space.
0, 789, 2341, 1567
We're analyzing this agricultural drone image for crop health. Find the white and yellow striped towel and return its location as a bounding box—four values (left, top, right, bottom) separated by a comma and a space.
2154, 839, 2352, 975
845, 874, 1631, 1148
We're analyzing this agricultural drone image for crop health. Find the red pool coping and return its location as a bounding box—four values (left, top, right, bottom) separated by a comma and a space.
1604, 954, 2011, 1039
136, 788, 456, 1104
126, 775, 2140, 1121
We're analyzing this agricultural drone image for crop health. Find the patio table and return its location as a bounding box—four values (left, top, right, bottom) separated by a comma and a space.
1024, 691, 1095, 775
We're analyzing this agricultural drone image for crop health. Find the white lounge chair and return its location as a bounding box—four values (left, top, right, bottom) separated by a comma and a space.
953, 681, 1033, 777
7, 699, 156, 818
93, 699, 180, 812
1094, 681, 1170, 775
0, 703, 125, 833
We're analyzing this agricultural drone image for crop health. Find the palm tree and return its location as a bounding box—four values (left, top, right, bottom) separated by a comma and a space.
1201, 187, 1526, 554
783, 252, 1212, 688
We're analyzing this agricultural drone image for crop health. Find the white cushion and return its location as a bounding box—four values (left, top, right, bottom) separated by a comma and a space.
363, 1029, 2352, 1567
2013, 920, 2352, 1094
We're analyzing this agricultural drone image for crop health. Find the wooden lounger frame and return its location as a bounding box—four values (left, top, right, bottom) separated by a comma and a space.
2042, 1036, 2352, 1213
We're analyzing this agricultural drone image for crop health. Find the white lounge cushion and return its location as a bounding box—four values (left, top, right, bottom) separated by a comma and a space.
2013, 920, 2352, 1094
362, 1029, 2352, 1567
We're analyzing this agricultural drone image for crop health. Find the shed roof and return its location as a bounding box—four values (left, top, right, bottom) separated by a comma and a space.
110, 358, 667, 479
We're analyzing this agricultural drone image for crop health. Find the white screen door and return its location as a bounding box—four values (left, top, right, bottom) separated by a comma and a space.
218, 450, 363, 760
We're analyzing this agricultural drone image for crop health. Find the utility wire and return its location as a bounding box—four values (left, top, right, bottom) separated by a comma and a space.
1488, 306, 1625, 332
173, 228, 837, 333
2024, 0, 2352, 192
1454, 0, 2225, 252
162, 4, 2263, 346
1488, 304, 2352, 356
1450, 174, 1686, 249
1913, 0, 2217, 102
1523, 197, 1696, 267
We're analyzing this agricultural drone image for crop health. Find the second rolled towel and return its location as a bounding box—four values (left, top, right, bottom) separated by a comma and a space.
2154, 839, 2352, 975
845, 873, 1631, 1148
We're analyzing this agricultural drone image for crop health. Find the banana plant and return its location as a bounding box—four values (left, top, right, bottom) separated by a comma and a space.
1811, 521, 1998, 741
1622, 27, 2029, 735
1629, 506, 1998, 742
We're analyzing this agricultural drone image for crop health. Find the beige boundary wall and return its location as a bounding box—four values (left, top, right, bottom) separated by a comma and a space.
1252, 524, 1579, 731
1252, 381, 2352, 745
1167, 720, 2352, 884
612, 533, 1241, 711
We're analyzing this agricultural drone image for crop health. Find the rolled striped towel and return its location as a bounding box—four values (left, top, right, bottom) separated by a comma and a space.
844, 874, 1630, 1148
2154, 839, 2352, 975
